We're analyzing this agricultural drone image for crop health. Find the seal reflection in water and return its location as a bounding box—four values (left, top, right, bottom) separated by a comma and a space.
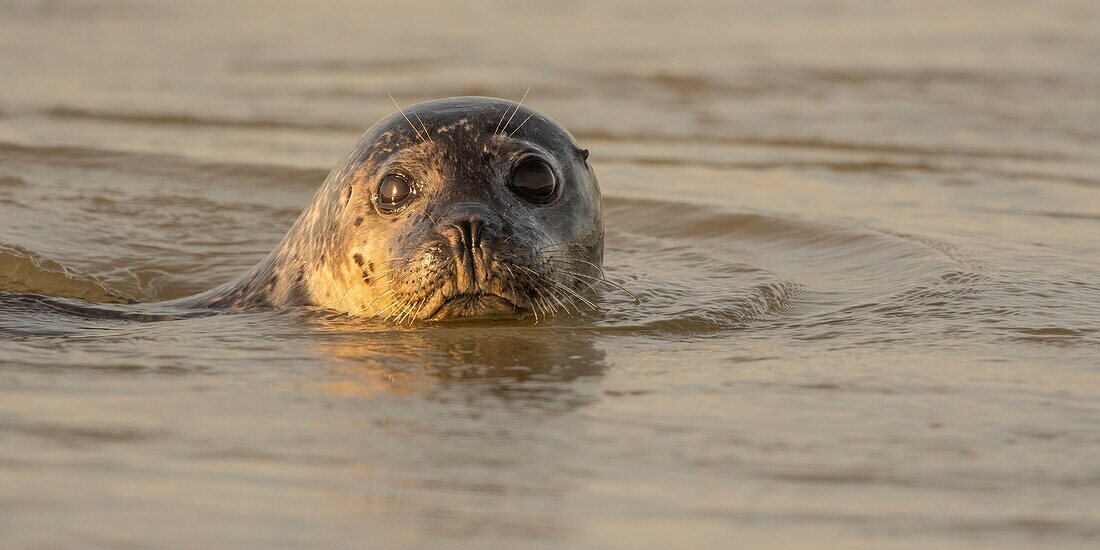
314, 320, 607, 405
182, 97, 604, 321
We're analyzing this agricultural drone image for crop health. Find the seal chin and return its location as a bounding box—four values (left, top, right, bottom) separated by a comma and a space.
429, 293, 526, 321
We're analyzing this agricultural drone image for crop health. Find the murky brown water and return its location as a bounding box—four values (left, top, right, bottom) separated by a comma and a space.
2, 0, 1099, 547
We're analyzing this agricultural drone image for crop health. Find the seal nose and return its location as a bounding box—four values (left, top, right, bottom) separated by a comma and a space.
440, 214, 486, 253
438, 203, 498, 252
438, 207, 497, 293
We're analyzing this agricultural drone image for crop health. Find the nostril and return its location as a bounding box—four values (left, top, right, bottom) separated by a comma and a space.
448, 217, 483, 254
468, 218, 483, 250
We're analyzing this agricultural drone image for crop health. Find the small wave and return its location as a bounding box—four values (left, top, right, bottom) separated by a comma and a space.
601, 196, 973, 341
0, 141, 327, 190
597, 155, 1097, 187
42, 105, 362, 133
578, 130, 1062, 162
594, 279, 800, 336
0, 174, 28, 187
606, 196, 891, 247
976, 208, 1100, 222
0, 290, 219, 338
0, 244, 129, 303
1005, 326, 1096, 346
0, 419, 167, 444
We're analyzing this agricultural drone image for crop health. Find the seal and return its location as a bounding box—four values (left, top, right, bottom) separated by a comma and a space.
176, 97, 604, 322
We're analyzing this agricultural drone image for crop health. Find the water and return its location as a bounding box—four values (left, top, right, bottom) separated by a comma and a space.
1, 0, 1099, 547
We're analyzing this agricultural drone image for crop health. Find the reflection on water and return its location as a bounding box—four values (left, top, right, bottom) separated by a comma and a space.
314, 319, 607, 407
2, 0, 1099, 547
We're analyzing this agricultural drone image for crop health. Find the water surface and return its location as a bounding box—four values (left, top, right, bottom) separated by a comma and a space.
2, 1, 1099, 547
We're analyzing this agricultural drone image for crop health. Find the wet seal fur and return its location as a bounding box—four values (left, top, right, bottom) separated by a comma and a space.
177, 97, 603, 321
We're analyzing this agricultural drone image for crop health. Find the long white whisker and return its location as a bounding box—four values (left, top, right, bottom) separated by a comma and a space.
548, 264, 641, 305
364, 289, 395, 313
500, 83, 531, 135
507, 112, 536, 137
411, 111, 433, 144
375, 295, 406, 320
523, 268, 573, 315
548, 277, 598, 312
387, 90, 427, 144
397, 298, 422, 324
553, 256, 609, 280
412, 297, 433, 321
500, 263, 528, 318
520, 269, 559, 320
515, 264, 591, 314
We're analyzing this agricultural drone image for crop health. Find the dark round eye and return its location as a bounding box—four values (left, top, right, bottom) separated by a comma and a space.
377, 174, 412, 212
510, 159, 558, 203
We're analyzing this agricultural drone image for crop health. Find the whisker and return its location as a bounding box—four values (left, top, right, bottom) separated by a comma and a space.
547, 284, 583, 316
391, 297, 413, 324
515, 264, 594, 313
550, 278, 599, 312
514, 264, 572, 315
554, 279, 598, 313
500, 83, 532, 136
500, 263, 533, 319
412, 297, 433, 321
524, 274, 553, 324
411, 111, 434, 144
393, 298, 412, 324
494, 97, 511, 135
387, 90, 427, 144
533, 294, 552, 321
536, 243, 571, 252
507, 112, 536, 137
546, 263, 641, 305
397, 298, 422, 324
505, 263, 539, 323
549, 256, 609, 280
374, 295, 407, 320
363, 289, 395, 312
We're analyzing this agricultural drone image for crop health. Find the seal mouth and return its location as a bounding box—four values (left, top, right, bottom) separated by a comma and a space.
428, 293, 527, 321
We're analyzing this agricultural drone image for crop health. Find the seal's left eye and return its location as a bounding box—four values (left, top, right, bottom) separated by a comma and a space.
510, 159, 558, 203
377, 175, 412, 212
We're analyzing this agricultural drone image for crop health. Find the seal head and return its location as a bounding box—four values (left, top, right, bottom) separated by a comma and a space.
192, 97, 603, 321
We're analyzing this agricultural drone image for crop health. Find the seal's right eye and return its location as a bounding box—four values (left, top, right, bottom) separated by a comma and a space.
376, 174, 412, 212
